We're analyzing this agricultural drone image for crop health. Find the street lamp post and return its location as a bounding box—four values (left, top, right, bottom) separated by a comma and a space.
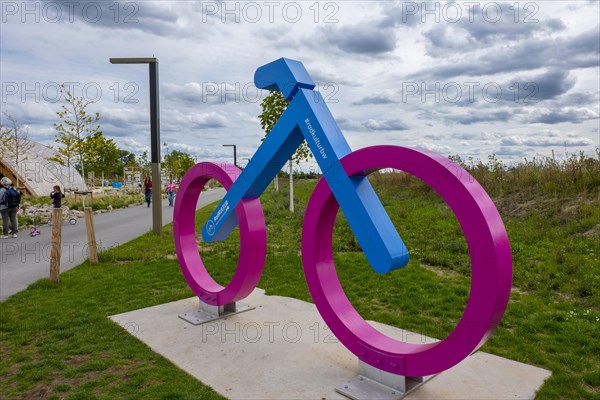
110, 57, 162, 235
222, 144, 237, 168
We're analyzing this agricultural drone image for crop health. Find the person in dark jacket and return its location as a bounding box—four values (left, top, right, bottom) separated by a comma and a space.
143, 177, 152, 208
0, 177, 19, 238
50, 185, 64, 208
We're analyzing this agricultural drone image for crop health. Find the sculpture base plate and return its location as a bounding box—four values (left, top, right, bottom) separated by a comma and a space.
110, 288, 552, 400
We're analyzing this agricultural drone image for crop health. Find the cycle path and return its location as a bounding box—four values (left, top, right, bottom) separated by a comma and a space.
0, 188, 225, 301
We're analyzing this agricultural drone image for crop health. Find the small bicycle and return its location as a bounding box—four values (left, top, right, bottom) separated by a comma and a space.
173, 58, 512, 377
47, 216, 77, 226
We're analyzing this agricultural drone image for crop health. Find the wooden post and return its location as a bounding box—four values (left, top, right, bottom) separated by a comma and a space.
49, 208, 62, 282
84, 207, 98, 263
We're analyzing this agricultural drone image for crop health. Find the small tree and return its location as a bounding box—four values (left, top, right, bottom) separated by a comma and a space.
137, 150, 150, 176
49, 127, 77, 183
259, 91, 312, 212
163, 141, 171, 178
1, 112, 34, 188
163, 149, 195, 180
258, 91, 312, 163
0, 122, 10, 158
54, 86, 101, 187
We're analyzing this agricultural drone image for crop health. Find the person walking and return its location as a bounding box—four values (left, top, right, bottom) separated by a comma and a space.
0, 177, 20, 238
166, 180, 176, 207
143, 177, 152, 208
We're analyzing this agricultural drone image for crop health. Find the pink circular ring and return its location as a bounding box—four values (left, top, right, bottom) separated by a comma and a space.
173, 162, 266, 305
302, 146, 512, 376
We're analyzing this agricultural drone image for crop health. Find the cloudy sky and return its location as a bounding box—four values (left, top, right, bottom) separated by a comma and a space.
1, 0, 599, 170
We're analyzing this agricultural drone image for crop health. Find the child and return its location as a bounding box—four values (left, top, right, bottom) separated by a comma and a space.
50, 185, 64, 208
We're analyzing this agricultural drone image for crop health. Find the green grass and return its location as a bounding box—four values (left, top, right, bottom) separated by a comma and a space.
0, 227, 224, 400
1, 158, 599, 399
197, 176, 599, 399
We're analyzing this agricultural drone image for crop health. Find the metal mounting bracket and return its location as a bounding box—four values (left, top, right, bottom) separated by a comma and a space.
178, 299, 255, 325
336, 360, 436, 400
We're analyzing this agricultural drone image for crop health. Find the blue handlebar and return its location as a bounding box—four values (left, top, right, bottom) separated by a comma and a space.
254, 58, 316, 100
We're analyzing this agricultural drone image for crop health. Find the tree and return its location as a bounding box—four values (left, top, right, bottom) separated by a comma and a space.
1, 112, 34, 188
162, 141, 172, 178
54, 86, 101, 186
50, 125, 77, 180
137, 150, 150, 176
119, 150, 136, 166
0, 122, 10, 158
115, 149, 137, 181
258, 91, 312, 164
259, 91, 313, 212
81, 132, 121, 179
163, 150, 195, 180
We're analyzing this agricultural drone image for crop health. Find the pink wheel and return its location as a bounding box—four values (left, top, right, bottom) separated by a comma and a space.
302, 146, 512, 376
173, 162, 266, 305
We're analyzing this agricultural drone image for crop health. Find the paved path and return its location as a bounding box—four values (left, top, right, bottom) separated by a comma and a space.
0, 189, 225, 301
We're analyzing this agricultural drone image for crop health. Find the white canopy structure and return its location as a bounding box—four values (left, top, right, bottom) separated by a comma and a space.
0, 141, 87, 196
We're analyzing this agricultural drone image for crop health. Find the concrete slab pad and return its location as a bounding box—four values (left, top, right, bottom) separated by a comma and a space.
110, 289, 551, 400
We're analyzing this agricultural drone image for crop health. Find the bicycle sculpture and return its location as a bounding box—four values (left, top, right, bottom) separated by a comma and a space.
173, 58, 512, 377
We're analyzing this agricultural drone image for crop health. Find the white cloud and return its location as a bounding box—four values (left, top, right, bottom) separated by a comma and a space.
500, 135, 594, 147
188, 112, 228, 129
0, 0, 598, 168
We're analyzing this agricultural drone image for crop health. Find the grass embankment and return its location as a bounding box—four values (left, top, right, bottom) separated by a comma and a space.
1, 152, 599, 399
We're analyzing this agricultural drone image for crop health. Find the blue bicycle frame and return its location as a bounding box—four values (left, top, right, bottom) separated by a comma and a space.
201, 58, 409, 274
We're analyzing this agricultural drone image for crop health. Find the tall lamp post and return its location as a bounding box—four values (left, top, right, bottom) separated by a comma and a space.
110, 57, 162, 235
222, 144, 237, 168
